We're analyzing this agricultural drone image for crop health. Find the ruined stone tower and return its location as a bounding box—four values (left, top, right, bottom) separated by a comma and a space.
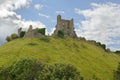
53, 15, 77, 38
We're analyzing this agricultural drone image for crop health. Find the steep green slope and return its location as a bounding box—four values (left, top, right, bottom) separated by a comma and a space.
0, 37, 120, 80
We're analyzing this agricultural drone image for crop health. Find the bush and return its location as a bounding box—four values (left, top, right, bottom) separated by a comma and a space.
101, 44, 106, 50
57, 30, 64, 38
37, 28, 46, 35
115, 51, 120, 54
11, 33, 18, 39
40, 63, 83, 80
0, 58, 83, 80
96, 42, 106, 50
0, 58, 45, 80
6, 33, 18, 42
20, 31, 26, 38
114, 62, 120, 80
6, 36, 11, 42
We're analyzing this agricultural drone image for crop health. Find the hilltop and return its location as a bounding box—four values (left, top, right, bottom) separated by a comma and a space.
0, 37, 120, 80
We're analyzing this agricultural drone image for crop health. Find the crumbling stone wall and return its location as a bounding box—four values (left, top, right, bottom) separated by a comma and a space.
53, 15, 77, 38
18, 25, 45, 38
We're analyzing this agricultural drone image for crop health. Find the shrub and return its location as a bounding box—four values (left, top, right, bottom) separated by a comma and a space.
11, 33, 18, 40
0, 58, 83, 80
0, 67, 12, 80
115, 51, 120, 54
57, 30, 64, 38
96, 42, 106, 50
6, 36, 11, 42
39, 63, 83, 80
20, 31, 26, 38
37, 28, 46, 35
114, 62, 120, 80
6, 33, 18, 42
0, 58, 45, 80
101, 44, 106, 50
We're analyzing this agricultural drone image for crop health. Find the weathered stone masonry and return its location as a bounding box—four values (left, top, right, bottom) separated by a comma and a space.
53, 15, 77, 38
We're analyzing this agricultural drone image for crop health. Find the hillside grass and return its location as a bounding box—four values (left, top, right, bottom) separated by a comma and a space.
0, 37, 120, 80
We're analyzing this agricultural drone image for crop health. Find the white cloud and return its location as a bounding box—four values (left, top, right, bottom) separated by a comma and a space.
18, 20, 46, 31
75, 3, 120, 51
0, 0, 46, 45
56, 11, 65, 14
34, 4, 43, 10
38, 13, 50, 19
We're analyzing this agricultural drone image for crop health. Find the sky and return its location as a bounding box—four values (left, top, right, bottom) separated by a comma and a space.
0, 0, 120, 51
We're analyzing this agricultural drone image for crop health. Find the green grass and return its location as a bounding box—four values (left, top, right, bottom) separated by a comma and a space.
0, 37, 120, 80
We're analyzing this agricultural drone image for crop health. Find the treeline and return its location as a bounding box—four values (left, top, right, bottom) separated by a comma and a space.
0, 59, 120, 80
0, 58, 83, 80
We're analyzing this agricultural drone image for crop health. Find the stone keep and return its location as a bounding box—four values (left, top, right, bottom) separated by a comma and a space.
53, 15, 77, 38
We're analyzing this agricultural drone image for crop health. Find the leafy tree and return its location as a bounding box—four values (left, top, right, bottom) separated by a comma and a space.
0, 58, 83, 80
11, 33, 18, 40
6, 36, 11, 42
39, 63, 83, 80
115, 51, 120, 54
6, 33, 18, 42
57, 30, 64, 38
20, 31, 26, 38
114, 62, 120, 80
101, 44, 106, 50
0, 58, 45, 80
37, 28, 46, 35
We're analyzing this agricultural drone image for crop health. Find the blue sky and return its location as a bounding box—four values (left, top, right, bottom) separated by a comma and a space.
0, 0, 120, 51
16, 0, 120, 29
15, 0, 120, 33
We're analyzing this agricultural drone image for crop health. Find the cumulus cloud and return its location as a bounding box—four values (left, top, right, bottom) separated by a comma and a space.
0, 0, 46, 45
18, 20, 46, 31
38, 13, 50, 19
34, 4, 43, 10
75, 3, 120, 51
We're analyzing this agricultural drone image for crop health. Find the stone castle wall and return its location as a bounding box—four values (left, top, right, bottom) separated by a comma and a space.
53, 15, 77, 38
18, 25, 45, 38
18, 15, 77, 38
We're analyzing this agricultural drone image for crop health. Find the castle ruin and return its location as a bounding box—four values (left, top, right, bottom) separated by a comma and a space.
18, 25, 45, 38
53, 15, 77, 38
18, 15, 77, 38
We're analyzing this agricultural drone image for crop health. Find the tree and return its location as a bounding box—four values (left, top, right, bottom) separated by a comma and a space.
6, 36, 11, 42
39, 63, 83, 80
114, 62, 120, 80
115, 51, 120, 54
37, 28, 46, 35
0, 58, 83, 80
0, 58, 45, 80
20, 31, 26, 38
11, 33, 18, 39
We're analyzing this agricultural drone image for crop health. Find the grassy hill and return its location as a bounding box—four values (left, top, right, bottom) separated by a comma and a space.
0, 37, 120, 80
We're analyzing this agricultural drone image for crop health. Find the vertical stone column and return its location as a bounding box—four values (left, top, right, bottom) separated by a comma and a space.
18, 27, 22, 37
